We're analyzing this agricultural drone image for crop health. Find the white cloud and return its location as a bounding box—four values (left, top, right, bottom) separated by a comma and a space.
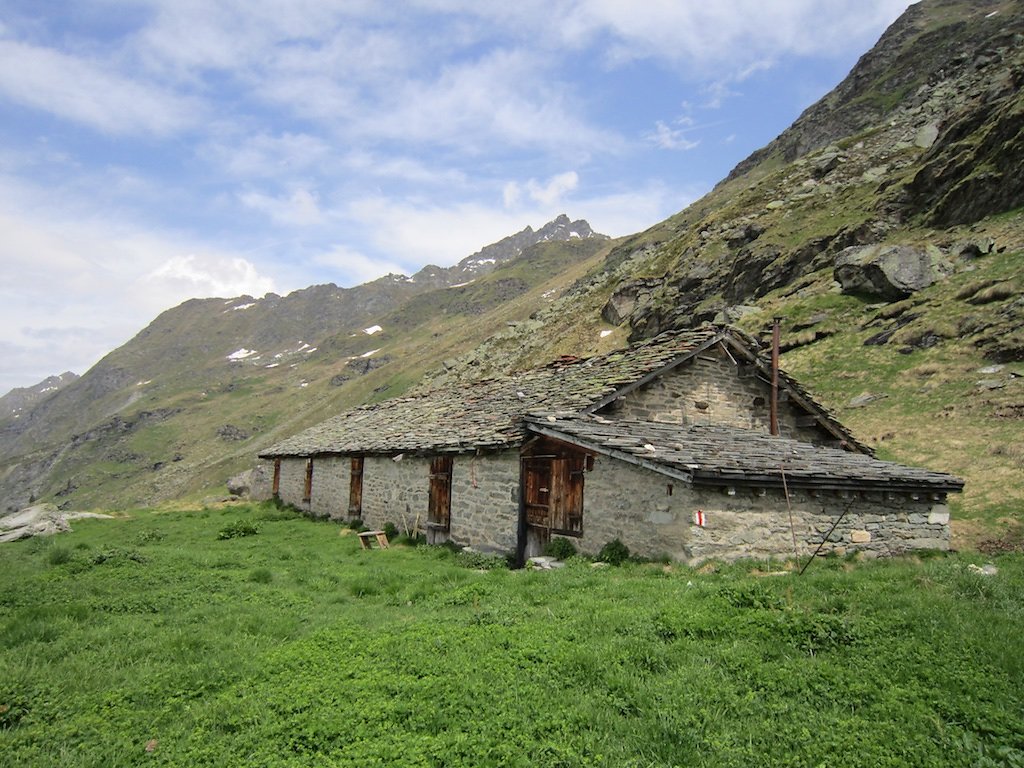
561, 1, 913, 73
571, 183, 703, 238
346, 197, 535, 268
504, 171, 580, 209
0, 40, 199, 136
309, 245, 408, 286
527, 171, 580, 205
345, 47, 618, 154
142, 254, 276, 298
238, 187, 326, 227
648, 121, 700, 151
205, 132, 334, 178
0, 188, 279, 391
343, 151, 469, 186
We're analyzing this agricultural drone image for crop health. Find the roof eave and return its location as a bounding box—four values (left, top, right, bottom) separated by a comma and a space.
526, 421, 695, 484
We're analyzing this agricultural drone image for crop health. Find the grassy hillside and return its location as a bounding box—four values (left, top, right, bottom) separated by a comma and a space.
2, 502, 1022, 766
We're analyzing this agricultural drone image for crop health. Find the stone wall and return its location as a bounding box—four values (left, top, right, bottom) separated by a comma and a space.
277, 457, 309, 510
604, 344, 829, 444
281, 449, 950, 565
281, 450, 521, 552
360, 455, 430, 532
310, 456, 352, 520
567, 455, 950, 564
448, 452, 520, 552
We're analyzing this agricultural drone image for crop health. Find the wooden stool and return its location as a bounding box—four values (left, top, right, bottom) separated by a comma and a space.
357, 530, 389, 549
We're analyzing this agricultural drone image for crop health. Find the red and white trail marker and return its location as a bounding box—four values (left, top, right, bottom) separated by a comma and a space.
694, 509, 706, 527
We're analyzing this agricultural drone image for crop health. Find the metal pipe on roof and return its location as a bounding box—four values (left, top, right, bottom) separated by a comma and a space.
770, 318, 781, 436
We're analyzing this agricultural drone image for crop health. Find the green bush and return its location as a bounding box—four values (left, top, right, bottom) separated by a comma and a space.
383, 522, 399, 540
217, 520, 258, 540
347, 518, 364, 530
392, 533, 425, 547
46, 545, 73, 566
91, 549, 147, 565
455, 549, 510, 570
248, 568, 273, 584
544, 537, 577, 560
598, 538, 630, 566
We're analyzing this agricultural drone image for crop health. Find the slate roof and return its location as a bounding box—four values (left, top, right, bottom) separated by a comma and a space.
526, 413, 964, 493
259, 326, 862, 458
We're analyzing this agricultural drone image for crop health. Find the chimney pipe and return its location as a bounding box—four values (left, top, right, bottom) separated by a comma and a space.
770, 318, 781, 436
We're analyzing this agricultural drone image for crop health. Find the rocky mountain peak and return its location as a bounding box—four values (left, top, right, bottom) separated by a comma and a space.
0, 372, 79, 422
412, 214, 606, 286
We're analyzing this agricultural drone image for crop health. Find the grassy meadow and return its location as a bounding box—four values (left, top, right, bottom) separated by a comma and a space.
2, 502, 1023, 767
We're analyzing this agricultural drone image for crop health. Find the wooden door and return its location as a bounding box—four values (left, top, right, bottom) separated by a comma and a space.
428, 456, 453, 532
348, 457, 363, 517
303, 459, 313, 502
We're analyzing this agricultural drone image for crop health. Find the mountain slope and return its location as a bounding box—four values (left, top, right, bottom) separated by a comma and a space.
0, 218, 608, 512
2, 0, 1020, 548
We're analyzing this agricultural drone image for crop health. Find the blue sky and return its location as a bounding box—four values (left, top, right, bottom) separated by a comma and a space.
0, 0, 915, 392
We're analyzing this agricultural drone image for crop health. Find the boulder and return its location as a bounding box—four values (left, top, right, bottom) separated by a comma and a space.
601, 278, 662, 326
227, 470, 253, 497
0, 503, 112, 543
834, 244, 951, 301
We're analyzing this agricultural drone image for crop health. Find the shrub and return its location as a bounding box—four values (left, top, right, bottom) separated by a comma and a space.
347, 518, 364, 530
46, 546, 73, 566
91, 549, 147, 565
598, 538, 630, 566
383, 522, 399, 540
248, 568, 273, 584
217, 520, 258, 540
392, 533, 425, 547
455, 550, 510, 571
544, 537, 577, 560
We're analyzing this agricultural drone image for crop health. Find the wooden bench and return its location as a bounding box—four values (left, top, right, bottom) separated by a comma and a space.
357, 530, 390, 550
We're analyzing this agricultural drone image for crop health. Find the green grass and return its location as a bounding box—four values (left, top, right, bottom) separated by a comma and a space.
2, 502, 1023, 767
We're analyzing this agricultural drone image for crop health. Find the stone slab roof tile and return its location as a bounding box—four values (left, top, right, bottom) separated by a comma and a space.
261, 328, 720, 457
525, 414, 964, 493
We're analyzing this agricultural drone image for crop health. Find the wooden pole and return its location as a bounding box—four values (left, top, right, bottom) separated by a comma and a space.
770, 318, 781, 436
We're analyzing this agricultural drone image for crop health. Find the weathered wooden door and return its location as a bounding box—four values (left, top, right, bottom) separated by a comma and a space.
348, 456, 363, 517
303, 459, 314, 503
519, 441, 586, 560
427, 455, 453, 543
550, 456, 585, 535
272, 459, 281, 497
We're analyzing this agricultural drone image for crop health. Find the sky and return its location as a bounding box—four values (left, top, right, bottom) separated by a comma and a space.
0, 0, 916, 394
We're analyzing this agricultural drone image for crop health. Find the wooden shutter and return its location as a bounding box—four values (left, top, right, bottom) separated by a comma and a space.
272, 458, 281, 497
523, 457, 552, 528
348, 457, 364, 516
428, 456, 453, 530
303, 458, 313, 502
550, 455, 584, 536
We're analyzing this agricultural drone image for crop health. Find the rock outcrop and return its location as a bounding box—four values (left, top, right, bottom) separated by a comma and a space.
0, 503, 112, 543
834, 244, 952, 300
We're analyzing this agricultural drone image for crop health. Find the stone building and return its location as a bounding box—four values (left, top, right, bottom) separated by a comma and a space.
258, 327, 962, 565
